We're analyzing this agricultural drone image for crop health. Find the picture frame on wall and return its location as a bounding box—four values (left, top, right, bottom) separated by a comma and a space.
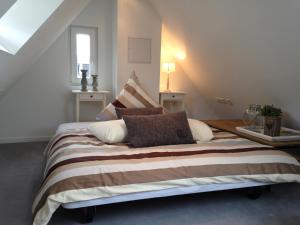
128, 37, 151, 64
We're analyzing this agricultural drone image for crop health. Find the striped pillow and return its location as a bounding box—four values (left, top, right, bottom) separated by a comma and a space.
96, 77, 160, 121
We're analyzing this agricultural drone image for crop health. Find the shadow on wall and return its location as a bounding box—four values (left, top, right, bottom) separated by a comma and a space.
159, 23, 300, 129
160, 24, 219, 119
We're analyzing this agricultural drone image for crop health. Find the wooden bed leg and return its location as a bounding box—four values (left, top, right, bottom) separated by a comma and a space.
82, 206, 96, 223
246, 187, 263, 200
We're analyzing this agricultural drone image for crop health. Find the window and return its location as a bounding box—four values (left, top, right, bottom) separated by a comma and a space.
70, 26, 98, 84
0, 0, 64, 55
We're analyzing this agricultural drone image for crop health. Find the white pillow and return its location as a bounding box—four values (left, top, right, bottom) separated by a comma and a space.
188, 118, 214, 142
88, 120, 127, 144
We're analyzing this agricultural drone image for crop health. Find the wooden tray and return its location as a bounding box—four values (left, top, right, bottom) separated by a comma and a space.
236, 126, 300, 142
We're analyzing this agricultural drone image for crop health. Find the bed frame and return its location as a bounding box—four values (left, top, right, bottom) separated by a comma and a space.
62, 181, 272, 223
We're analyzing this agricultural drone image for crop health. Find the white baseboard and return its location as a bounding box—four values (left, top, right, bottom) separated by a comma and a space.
0, 136, 51, 144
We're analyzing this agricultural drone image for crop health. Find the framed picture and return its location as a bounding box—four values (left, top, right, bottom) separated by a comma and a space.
128, 37, 151, 64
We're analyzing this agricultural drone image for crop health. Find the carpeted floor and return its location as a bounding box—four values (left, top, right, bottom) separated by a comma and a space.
0, 142, 299, 225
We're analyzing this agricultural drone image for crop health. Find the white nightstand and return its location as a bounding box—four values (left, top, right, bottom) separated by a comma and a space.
159, 91, 187, 112
72, 90, 109, 122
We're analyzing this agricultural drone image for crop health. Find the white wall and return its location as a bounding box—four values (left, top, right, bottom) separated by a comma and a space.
116, 0, 161, 102
0, 0, 114, 142
151, 0, 300, 129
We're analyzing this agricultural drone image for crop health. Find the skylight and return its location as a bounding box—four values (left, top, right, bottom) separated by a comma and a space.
0, 0, 64, 55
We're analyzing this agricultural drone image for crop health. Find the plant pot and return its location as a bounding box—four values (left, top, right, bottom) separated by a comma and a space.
263, 116, 281, 137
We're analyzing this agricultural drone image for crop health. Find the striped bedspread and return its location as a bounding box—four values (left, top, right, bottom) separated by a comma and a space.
32, 128, 300, 225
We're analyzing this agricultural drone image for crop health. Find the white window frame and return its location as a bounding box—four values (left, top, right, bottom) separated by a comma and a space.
70, 25, 98, 84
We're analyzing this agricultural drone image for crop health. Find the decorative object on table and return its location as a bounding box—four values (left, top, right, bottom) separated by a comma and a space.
205, 120, 300, 161
162, 62, 176, 92
91, 75, 98, 91
261, 105, 282, 137
80, 69, 88, 92
243, 104, 262, 128
236, 126, 300, 142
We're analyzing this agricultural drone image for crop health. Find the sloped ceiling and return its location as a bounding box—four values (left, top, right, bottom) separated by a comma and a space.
150, 0, 300, 128
0, 0, 17, 18
0, 0, 90, 97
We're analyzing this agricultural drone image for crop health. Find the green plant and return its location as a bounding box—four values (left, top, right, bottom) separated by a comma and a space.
260, 105, 282, 117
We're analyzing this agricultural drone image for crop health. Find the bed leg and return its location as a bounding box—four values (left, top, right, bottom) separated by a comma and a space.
246, 187, 263, 200
81, 206, 96, 223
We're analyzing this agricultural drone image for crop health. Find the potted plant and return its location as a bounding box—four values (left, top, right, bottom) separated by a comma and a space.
260, 105, 282, 137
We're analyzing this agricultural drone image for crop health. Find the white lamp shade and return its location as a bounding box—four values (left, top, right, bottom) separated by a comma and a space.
162, 62, 176, 73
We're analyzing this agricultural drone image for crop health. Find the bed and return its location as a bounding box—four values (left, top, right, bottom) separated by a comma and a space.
32, 122, 300, 225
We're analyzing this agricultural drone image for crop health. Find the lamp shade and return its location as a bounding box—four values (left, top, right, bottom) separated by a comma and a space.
162, 62, 176, 73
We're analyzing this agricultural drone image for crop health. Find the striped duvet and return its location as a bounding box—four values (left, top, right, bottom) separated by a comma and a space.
32, 128, 300, 225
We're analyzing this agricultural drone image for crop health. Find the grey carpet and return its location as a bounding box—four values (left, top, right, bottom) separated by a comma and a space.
0, 142, 299, 225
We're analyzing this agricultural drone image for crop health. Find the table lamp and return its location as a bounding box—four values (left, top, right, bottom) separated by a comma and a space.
162, 62, 176, 92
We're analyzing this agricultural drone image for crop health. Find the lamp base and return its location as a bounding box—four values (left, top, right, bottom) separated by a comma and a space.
166, 73, 171, 92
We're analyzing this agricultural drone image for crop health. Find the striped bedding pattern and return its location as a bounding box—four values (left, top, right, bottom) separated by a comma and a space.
32, 128, 300, 225
96, 76, 160, 121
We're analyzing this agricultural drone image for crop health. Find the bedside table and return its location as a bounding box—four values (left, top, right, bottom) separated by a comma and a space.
204, 119, 300, 161
72, 90, 109, 122
159, 91, 186, 112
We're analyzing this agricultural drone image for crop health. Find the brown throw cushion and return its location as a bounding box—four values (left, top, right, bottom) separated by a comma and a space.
123, 111, 195, 147
115, 107, 163, 119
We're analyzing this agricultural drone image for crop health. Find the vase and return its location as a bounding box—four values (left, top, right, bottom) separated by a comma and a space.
81, 70, 88, 92
264, 116, 281, 137
243, 104, 262, 129
91, 75, 98, 91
